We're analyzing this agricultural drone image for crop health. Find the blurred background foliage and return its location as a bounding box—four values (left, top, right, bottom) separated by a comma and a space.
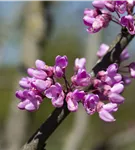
0, 1, 135, 150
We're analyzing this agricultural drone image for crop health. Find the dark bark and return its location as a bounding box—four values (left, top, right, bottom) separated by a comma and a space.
21, 28, 134, 150
92, 28, 134, 75
21, 104, 69, 150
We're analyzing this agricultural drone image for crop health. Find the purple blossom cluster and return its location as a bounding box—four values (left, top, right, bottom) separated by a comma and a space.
83, 0, 135, 34
16, 44, 135, 122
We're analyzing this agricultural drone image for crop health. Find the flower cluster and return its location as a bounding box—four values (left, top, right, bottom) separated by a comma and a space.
83, 0, 135, 34
16, 43, 135, 122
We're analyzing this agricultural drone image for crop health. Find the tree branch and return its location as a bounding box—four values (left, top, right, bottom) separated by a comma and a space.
21, 28, 134, 150
92, 28, 134, 75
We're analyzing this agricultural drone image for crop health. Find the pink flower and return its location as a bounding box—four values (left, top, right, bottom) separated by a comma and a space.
84, 9, 111, 34
120, 48, 130, 61
84, 8, 98, 17
108, 92, 125, 104
115, 1, 127, 14
16, 90, 43, 111
74, 58, 86, 71
98, 102, 117, 122
120, 15, 135, 35
35, 60, 53, 76
92, 1, 105, 9
110, 83, 124, 94
45, 83, 65, 108
83, 94, 99, 115
107, 63, 118, 75
35, 59, 46, 70
54, 55, 68, 78
97, 43, 109, 58
104, 1, 115, 12
27, 68, 47, 80
122, 76, 131, 85
71, 69, 91, 87
19, 77, 35, 89
66, 92, 78, 112
72, 89, 85, 101
55, 55, 68, 69
31, 78, 52, 92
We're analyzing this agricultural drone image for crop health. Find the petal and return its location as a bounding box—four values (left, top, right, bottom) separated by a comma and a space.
55, 55, 68, 69
109, 93, 125, 104
92, 0, 105, 9
83, 16, 95, 26
25, 101, 39, 111
16, 90, 25, 100
27, 68, 47, 80
111, 83, 124, 94
32, 79, 51, 91
97, 43, 109, 58
51, 92, 64, 108
122, 76, 131, 85
120, 48, 130, 61
107, 63, 118, 75
99, 109, 116, 122
18, 99, 30, 110
19, 80, 31, 89
35, 59, 46, 70
75, 58, 86, 70
72, 89, 85, 101
54, 66, 64, 78
103, 103, 118, 112
45, 86, 58, 98
67, 98, 78, 112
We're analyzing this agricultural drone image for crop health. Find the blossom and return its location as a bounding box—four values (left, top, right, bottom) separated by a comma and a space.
54, 55, 68, 78
35, 59, 53, 76
74, 58, 86, 71
19, 77, 35, 89
35, 59, 46, 70
114, 1, 127, 14
84, 0, 135, 35
83, 8, 111, 34
16, 89, 43, 111
71, 69, 91, 87
110, 83, 124, 94
120, 15, 135, 35
31, 78, 52, 92
66, 90, 85, 112
98, 64, 122, 86
45, 83, 65, 107
104, 1, 115, 12
97, 43, 109, 58
27, 68, 47, 80
120, 48, 130, 61
72, 89, 85, 101
66, 92, 79, 112
122, 76, 131, 85
107, 63, 118, 75
92, 1, 105, 9
83, 94, 99, 115
108, 92, 125, 104
98, 102, 118, 122
16, 52, 133, 122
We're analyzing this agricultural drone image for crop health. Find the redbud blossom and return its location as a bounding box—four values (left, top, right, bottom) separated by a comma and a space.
45, 83, 65, 108
16, 47, 135, 122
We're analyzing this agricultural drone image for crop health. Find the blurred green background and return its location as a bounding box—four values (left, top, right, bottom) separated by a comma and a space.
0, 1, 135, 150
